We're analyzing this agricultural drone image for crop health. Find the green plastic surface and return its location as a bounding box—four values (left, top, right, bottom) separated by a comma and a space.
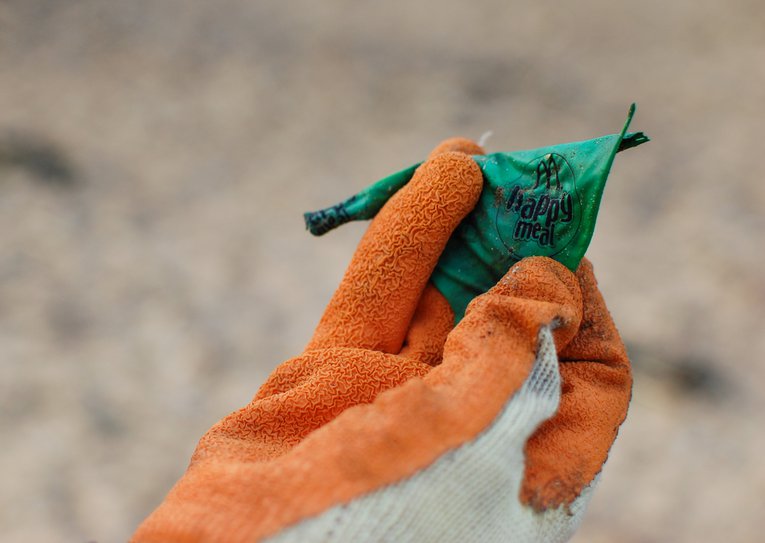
303, 162, 422, 236
305, 105, 648, 322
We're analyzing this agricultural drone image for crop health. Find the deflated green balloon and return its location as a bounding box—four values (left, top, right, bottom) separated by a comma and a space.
305, 105, 648, 322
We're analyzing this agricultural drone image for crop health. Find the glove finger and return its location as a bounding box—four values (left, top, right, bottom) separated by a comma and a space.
307, 141, 484, 353
443, 256, 582, 378
520, 258, 632, 511
426, 137, 485, 158
561, 258, 631, 365
398, 284, 455, 366
395, 136, 487, 364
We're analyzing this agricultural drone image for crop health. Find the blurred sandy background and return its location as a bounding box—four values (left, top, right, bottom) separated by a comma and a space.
1, 1, 763, 541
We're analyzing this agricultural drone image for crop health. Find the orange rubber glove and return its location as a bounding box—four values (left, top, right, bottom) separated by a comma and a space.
133, 139, 631, 543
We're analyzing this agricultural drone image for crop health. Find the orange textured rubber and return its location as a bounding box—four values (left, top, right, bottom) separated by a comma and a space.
132, 139, 631, 542
520, 258, 632, 511
307, 150, 483, 354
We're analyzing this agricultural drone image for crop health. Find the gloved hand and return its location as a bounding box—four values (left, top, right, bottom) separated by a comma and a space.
133, 138, 632, 543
